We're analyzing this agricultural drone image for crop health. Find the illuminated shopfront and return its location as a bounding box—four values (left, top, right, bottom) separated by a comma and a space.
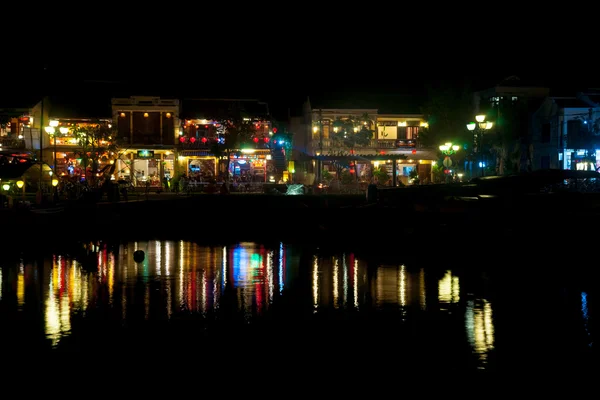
47, 119, 114, 178
115, 149, 175, 187
229, 149, 272, 182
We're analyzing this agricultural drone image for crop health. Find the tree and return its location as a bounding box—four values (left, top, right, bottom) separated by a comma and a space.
485, 97, 532, 174
209, 119, 256, 181
330, 115, 374, 153
72, 123, 118, 186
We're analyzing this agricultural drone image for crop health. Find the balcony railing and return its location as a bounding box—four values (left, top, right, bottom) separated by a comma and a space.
315, 138, 418, 150
0, 137, 26, 149
177, 140, 272, 151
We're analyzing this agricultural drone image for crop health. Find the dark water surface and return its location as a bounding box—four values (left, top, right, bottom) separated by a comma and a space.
0, 240, 595, 371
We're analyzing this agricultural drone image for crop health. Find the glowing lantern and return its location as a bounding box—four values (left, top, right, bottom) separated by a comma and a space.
253, 137, 259, 143
411, 149, 417, 154
179, 137, 186, 143
273, 128, 278, 133
263, 137, 269, 143
190, 137, 196, 143
201, 137, 207, 143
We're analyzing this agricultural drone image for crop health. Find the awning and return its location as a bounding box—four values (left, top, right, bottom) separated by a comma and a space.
179, 150, 213, 156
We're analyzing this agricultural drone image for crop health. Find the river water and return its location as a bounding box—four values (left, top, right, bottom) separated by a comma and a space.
0, 240, 595, 370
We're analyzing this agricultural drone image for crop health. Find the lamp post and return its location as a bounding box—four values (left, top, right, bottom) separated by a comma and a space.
45, 120, 60, 174
16, 179, 25, 202
466, 115, 493, 177
439, 142, 460, 183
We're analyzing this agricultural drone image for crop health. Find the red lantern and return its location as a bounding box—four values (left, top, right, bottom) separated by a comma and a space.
179, 137, 186, 143
411, 149, 417, 154
253, 137, 259, 143
263, 137, 269, 143
273, 127, 278, 133
201, 137, 207, 143
205, 125, 209, 128
190, 137, 196, 143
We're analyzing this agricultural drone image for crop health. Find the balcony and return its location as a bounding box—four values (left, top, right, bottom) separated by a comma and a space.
177, 139, 272, 151
0, 136, 26, 150
315, 138, 418, 151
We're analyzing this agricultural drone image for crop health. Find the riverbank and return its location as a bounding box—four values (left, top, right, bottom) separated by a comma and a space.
5, 189, 600, 250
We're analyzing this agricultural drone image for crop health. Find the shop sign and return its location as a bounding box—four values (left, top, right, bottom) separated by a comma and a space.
137, 150, 154, 158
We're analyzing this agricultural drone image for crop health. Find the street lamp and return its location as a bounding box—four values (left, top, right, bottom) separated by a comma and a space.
439, 142, 460, 183
45, 125, 57, 173
16, 179, 25, 202
466, 115, 493, 177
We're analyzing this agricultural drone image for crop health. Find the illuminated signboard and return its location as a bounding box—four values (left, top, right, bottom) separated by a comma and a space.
137, 150, 154, 158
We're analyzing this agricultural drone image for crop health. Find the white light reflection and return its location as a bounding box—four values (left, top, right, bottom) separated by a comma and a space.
333, 258, 339, 309
399, 265, 406, 308
312, 255, 319, 312
179, 241, 184, 308
155, 240, 162, 276
267, 251, 274, 304
222, 246, 227, 289
278, 242, 284, 293
165, 241, 171, 276
353, 258, 358, 310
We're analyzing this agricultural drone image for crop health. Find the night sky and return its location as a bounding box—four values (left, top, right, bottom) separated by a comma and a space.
3, 30, 598, 120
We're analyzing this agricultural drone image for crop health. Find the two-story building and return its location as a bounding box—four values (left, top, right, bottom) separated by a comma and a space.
45, 96, 113, 178
178, 98, 278, 183
111, 96, 180, 188
474, 76, 550, 174
533, 91, 600, 171
292, 98, 434, 186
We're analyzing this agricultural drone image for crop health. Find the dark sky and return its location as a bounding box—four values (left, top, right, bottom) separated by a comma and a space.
3, 24, 598, 119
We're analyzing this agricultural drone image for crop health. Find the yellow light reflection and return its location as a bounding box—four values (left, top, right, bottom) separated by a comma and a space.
108, 253, 115, 305
333, 258, 339, 309
465, 299, 495, 366
438, 270, 460, 306
17, 263, 25, 307
312, 255, 319, 312
419, 268, 426, 310
342, 254, 348, 305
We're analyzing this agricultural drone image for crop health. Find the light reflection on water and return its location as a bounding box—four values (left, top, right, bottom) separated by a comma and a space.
0, 240, 594, 368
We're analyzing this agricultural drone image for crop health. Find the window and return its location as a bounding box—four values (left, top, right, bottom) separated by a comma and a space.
541, 123, 551, 143
406, 126, 419, 139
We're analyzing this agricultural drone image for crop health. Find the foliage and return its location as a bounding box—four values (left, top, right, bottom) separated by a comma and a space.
340, 170, 355, 184
330, 115, 374, 151
419, 81, 474, 148
431, 163, 445, 183
372, 166, 389, 185
572, 116, 600, 156
72, 123, 118, 185
485, 97, 532, 174
321, 169, 333, 182
208, 119, 256, 180
409, 168, 420, 184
